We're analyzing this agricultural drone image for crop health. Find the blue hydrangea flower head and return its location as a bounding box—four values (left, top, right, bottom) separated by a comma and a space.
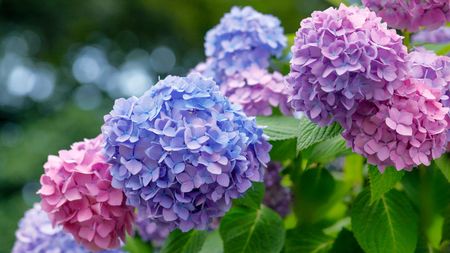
12, 204, 124, 253
102, 73, 271, 232
205, 6, 286, 81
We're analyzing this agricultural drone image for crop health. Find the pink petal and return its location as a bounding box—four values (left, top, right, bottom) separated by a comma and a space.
364, 140, 380, 155
64, 188, 82, 201
77, 208, 93, 222
398, 112, 413, 125
385, 118, 397, 130
108, 190, 123, 206
97, 221, 115, 238
396, 124, 413, 136
376, 146, 390, 161
39, 184, 55, 196
94, 234, 112, 249
85, 183, 100, 195
79, 226, 95, 241
96, 191, 109, 202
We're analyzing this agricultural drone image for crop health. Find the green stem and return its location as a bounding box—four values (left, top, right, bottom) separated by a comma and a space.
403, 30, 412, 51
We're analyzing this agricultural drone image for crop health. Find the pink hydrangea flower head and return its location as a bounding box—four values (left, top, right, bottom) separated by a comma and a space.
407, 48, 450, 144
362, 0, 450, 32
38, 135, 135, 251
190, 58, 216, 79
343, 79, 449, 171
220, 66, 292, 116
287, 4, 407, 128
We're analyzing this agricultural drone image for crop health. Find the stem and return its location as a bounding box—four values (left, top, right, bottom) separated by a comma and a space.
403, 30, 412, 51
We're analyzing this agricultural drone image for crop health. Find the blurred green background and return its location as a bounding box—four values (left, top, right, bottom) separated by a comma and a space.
0, 0, 337, 252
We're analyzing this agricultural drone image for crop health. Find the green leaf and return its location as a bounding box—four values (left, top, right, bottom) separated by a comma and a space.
284, 226, 333, 253
330, 228, 364, 253
368, 165, 405, 203
326, 0, 350, 6
351, 190, 419, 253
422, 43, 450, 56
293, 168, 336, 224
287, 33, 295, 48
270, 138, 297, 162
220, 206, 285, 253
161, 230, 208, 253
124, 235, 153, 253
443, 204, 450, 244
435, 153, 450, 182
296, 118, 342, 154
402, 167, 450, 216
199, 230, 223, 253
343, 154, 364, 188
302, 135, 351, 164
257, 116, 300, 141
233, 182, 265, 210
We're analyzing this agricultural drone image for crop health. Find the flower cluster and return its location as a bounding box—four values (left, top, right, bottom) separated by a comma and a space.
407, 48, 450, 90
343, 79, 449, 171
205, 6, 286, 82
13, 204, 124, 253
102, 73, 271, 232
219, 66, 291, 116
287, 4, 407, 127
192, 7, 291, 117
136, 219, 172, 247
407, 48, 450, 144
362, 0, 450, 32
263, 163, 291, 217
413, 27, 450, 45
38, 135, 135, 251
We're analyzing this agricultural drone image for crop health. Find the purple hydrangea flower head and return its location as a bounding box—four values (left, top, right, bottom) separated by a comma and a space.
287, 4, 408, 128
102, 73, 271, 232
13, 204, 124, 253
413, 26, 450, 45
136, 219, 171, 247
263, 162, 291, 217
407, 48, 450, 90
205, 6, 286, 82
362, 0, 449, 32
343, 79, 449, 171
219, 66, 292, 117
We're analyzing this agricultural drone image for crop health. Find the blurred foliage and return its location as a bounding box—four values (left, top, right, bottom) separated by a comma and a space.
0, 0, 332, 252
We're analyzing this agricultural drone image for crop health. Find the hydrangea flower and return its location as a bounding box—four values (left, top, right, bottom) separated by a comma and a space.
407, 48, 450, 90
191, 58, 216, 80
413, 26, 450, 45
191, 61, 291, 117
136, 219, 171, 247
287, 4, 407, 128
343, 79, 449, 171
205, 6, 286, 82
102, 73, 271, 232
13, 204, 124, 253
219, 66, 291, 116
38, 135, 135, 251
407, 48, 450, 144
263, 163, 291, 217
362, 0, 449, 32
